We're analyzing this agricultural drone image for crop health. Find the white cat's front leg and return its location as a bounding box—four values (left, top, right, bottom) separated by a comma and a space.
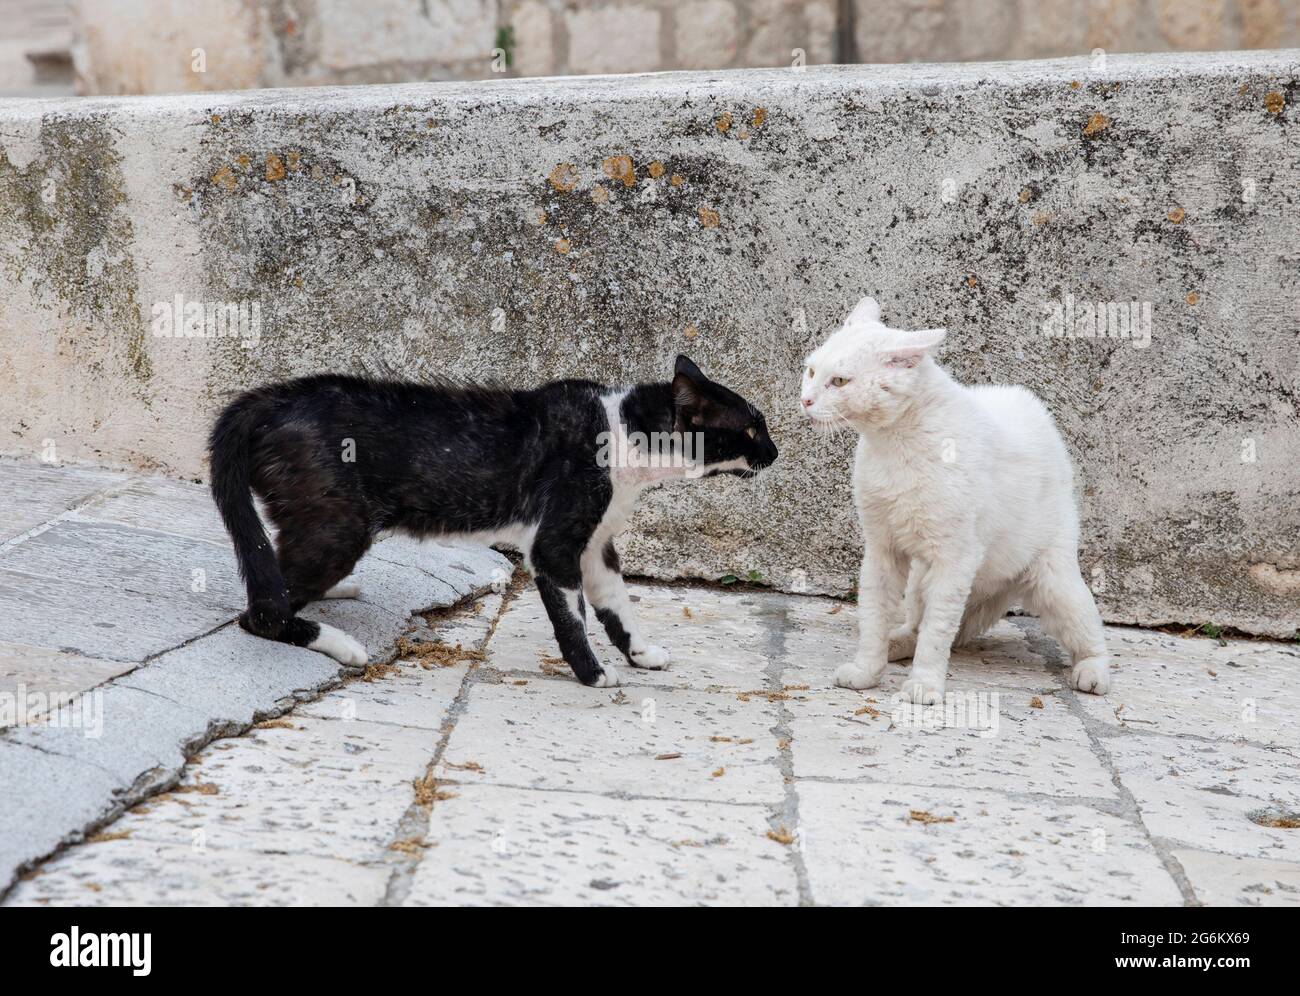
836, 545, 906, 690
903, 548, 980, 704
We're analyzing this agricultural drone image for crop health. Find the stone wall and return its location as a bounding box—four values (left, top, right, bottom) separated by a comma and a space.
62, 0, 1300, 94
1, 53, 1298, 636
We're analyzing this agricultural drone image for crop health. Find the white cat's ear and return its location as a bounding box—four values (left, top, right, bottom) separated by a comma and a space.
882, 328, 946, 369
846, 296, 882, 325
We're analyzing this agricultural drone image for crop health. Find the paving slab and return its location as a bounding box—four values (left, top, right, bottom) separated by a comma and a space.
0, 460, 128, 543
69, 474, 232, 547
786, 686, 1116, 799
442, 678, 786, 805
0, 640, 134, 711
487, 583, 778, 690
80, 715, 442, 863
1173, 849, 1300, 907
8, 838, 390, 907
298, 658, 466, 731
406, 784, 799, 907
1104, 732, 1300, 862
797, 781, 1183, 906
0, 565, 236, 662
1075, 627, 1300, 748
0, 740, 127, 890
113, 625, 340, 726
5, 683, 211, 788
370, 535, 512, 596
1, 519, 243, 610
783, 610, 1061, 693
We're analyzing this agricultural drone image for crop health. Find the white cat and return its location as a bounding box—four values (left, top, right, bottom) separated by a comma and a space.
800, 297, 1110, 703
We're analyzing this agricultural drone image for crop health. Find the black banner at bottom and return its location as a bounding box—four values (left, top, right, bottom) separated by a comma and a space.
0, 907, 1279, 979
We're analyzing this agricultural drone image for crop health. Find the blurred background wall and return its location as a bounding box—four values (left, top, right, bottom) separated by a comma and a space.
2, 0, 1298, 97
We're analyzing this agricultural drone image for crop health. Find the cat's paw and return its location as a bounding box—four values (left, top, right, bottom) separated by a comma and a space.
900, 678, 944, 705
323, 580, 362, 599
630, 644, 670, 670
309, 623, 368, 666
1069, 657, 1110, 695
592, 665, 623, 687
887, 629, 917, 661
834, 662, 881, 690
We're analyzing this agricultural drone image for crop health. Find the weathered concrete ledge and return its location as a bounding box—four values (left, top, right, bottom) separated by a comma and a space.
1, 53, 1298, 635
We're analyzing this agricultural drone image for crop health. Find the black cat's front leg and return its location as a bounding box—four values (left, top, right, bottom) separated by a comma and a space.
532, 520, 619, 687
534, 576, 619, 687
583, 540, 669, 671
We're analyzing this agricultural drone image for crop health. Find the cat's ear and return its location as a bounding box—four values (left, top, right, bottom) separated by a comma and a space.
674, 354, 706, 382
882, 328, 946, 369
672, 355, 707, 413
846, 296, 882, 325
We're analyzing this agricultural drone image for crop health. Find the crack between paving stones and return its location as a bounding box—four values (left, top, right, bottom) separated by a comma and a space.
1011, 617, 1201, 906
368, 553, 475, 597
791, 774, 1130, 812
401, 777, 781, 810
0, 475, 142, 556
756, 599, 815, 906
378, 576, 524, 907
1087, 717, 1299, 757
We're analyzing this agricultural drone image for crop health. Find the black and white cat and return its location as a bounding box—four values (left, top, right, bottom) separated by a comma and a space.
209, 356, 777, 686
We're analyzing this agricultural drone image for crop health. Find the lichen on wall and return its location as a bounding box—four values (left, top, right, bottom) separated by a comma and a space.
0, 115, 151, 390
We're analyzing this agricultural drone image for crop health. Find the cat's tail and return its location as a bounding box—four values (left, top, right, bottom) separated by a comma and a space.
208, 394, 292, 638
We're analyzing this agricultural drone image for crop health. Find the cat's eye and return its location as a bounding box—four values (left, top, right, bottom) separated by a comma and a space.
746, 426, 757, 439
806, 368, 814, 378
830, 376, 850, 388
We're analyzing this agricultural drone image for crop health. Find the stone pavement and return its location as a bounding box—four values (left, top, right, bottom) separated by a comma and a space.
0, 457, 511, 895
3, 467, 1298, 905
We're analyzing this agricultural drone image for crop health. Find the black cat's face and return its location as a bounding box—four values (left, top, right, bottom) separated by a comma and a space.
671, 355, 778, 478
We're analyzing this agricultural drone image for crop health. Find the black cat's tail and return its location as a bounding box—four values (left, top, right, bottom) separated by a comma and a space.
208, 394, 292, 638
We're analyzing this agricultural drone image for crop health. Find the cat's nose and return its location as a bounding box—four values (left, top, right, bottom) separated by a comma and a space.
801, 398, 813, 408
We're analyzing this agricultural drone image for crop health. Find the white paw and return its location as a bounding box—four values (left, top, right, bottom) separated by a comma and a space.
592, 665, 623, 687
1070, 656, 1110, 695
630, 644, 670, 670
309, 623, 368, 666
834, 662, 881, 690
887, 630, 917, 661
323, 580, 362, 599
900, 677, 944, 705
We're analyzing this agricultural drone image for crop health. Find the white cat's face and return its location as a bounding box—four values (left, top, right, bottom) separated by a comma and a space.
800, 297, 946, 429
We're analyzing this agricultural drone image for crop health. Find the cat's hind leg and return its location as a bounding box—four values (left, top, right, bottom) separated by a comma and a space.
583, 540, 667, 670
259, 512, 371, 666
1023, 549, 1109, 694
886, 560, 924, 661
954, 585, 1017, 648
323, 579, 362, 599
532, 529, 620, 687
